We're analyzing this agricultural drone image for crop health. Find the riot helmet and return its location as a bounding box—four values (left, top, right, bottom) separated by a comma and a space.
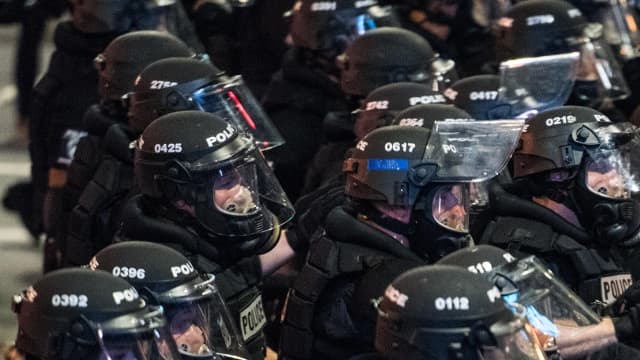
438, 247, 602, 354
288, 0, 399, 56
344, 119, 524, 258
12, 268, 181, 360
90, 241, 249, 360
94, 31, 194, 103
512, 106, 640, 247
444, 75, 504, 120
375, 265, 547, 360
353, 82, 447, 139
337, 27, 458, 97
135, 111, 295, 255
391, 103, 474, 127
494, 0, 630, 108
128, 57, 284, 149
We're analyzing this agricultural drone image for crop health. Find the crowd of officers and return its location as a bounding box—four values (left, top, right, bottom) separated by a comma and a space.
4, 0, 640, 359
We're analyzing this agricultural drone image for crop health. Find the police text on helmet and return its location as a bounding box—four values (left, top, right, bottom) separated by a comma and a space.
206, 124, 236, 147
171, 262, 195, 278
112, 287, 140, 305
409, 95, 446, 105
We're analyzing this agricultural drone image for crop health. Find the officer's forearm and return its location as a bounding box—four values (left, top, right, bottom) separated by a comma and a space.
555, 318, 618, 359
259, 230, 295, 276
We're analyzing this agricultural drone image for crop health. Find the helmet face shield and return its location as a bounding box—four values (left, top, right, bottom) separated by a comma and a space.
191, 147, 295, 237
573, 36, 630, 102
480, 309, 548, 360
161, 276, 250, 359
192, 76, 285, 150
421, 120, 525, 182
489, 256, 601, 341
431, 184, 469, 233
498, 52, 580, 118
582, 123, 640, 200
97, 307, 182, 360
593, 0, 640, 60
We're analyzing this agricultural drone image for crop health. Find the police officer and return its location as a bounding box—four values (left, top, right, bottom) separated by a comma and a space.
439, 245, 640, 358
479, 106, 640, 312
90, 241, 250, 360
262, 0, 397, 201
279, 119, 524, 359
11, 268, 183, 359
63, 55, 283, 267
493, 0, 630, 115
52, 31, 194, 270
303, 82, 447, 195
375, 265, 547, 359
121, 111, 296, 359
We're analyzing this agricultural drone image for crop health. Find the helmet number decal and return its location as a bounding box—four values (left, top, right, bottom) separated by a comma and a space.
51, 294, 88, 308
469, 91, 498, 101
154, 143, 183, 153
467, 261, 493, 274
112, 266, 146, 280
149, 80, 178, 90
384, 142, 416, 152
434, 296, 469, 311
545, 115, 576, 127
397, 118, 424, 127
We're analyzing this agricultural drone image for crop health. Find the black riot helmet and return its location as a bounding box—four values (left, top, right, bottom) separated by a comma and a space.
438, 245, 516, 275
94, 30, 194, 103
391, 103, 474, 127
444, 75, 504, 120
288, 0, 399, 55
494, 0, 629, 107
135, 111, 295, 255
353, 82, 447, 139
128, 57, 284, 149
90, 241, 249, 360
513, 106, 640, 247
12, 268, 182, 360
344, 119, 523, 258
375, 265, 547, 360
337, 27, 458, 97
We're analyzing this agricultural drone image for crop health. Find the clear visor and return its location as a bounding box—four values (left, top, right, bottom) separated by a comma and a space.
432, 184, 469, 233
165, 300, 248, 359
498, 52, 580, 118
423, 120, 525, 182
211, 164, 261, 217
489, 256, 601, 341
194, 150, 295, 236
583, 123, 640, 199
593, 0, 640, 60
192, 75, 285, 151
573, 36, 631, 101
480, 306, 548, 360
97, 307, 182, 360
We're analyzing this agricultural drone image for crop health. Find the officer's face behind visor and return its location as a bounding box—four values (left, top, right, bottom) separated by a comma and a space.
431, 184, 469, 232
191, 75, 285, 151
581, 122, 640, 200
161, 275, 249, 359
96, 307, 182, 360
